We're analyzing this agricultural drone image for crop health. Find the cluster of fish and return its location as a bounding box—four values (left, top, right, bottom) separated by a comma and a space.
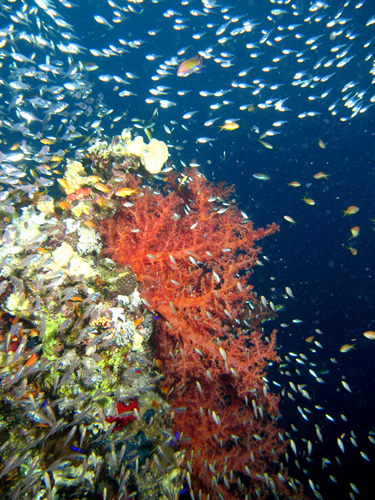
0, 0, 372, 209
0, 0, 373, 159
247, 136, 375, 496
142, 0, 375, 147
94, 0, 375, 154
252, 262, 375, 500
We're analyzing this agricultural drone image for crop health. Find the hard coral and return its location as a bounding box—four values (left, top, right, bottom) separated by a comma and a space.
100, 170, 300, 498
61, 159, 89, 195
116, 272, 137, 296
124, 135, 169, 175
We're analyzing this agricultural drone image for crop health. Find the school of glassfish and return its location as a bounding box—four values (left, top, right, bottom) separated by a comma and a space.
0, 0, 374, 498
0, 0, 373, 154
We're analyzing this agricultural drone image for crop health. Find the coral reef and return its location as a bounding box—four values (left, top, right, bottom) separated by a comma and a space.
124, 136, 169, 175
0, 229, 181, 499
0, 152, 185, 499
116, 271, 137, 296
76, 224, 103, 255
58, 159, 90, 195
0, 129, 304, 499
87, 128, 169, 178
100, 169, 301, 498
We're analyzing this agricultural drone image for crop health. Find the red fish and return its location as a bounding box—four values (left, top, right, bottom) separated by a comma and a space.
177, 55, 203, 77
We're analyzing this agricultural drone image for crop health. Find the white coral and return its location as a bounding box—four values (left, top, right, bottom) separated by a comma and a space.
116, 319, 137, 346
0, 207, 52, 275
76, 225, 102, 255
110, 305, 139, 347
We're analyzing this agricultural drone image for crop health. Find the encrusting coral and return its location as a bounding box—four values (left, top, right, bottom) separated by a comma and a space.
125, 136, 169, 175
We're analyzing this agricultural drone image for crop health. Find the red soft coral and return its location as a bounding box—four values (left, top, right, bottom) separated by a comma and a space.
100, 170, 302, 499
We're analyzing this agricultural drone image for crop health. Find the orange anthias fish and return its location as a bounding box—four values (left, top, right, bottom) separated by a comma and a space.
343, 205, 359, 216
340, 343, 356, 353
349, 226, 360, 239
177, 55, 203, 77
219, 122, 239, 131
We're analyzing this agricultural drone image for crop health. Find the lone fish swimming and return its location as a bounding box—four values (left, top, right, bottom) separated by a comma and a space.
177, 55, 203, 77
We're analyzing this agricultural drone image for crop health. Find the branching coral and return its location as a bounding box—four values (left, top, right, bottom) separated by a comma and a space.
100, 169, 302, 498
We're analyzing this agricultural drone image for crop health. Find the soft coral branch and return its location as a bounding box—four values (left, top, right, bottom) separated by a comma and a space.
100, 170, 303, 499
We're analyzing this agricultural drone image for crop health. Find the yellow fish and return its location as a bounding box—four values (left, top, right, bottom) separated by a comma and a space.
52, 155, 64, 163
94, 182, 111, 193
314, 171, 329, 180
302, 197, 315, 206
177, 55, 203, 77
349, 226, 360, 239
115, 187, 137, 197
59, 201, 70, 211
258, 139, 273, 149
86, 175, 101, 184
57, 178, 70, 191
284, 215, 297, 224
219, 122, 239, 131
